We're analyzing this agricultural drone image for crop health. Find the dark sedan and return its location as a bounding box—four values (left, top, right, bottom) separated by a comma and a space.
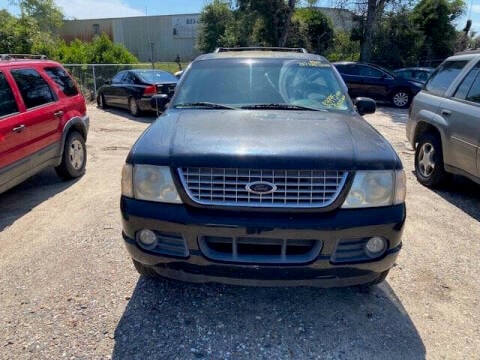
97, 69, 177, 116
334, 62, 423, 108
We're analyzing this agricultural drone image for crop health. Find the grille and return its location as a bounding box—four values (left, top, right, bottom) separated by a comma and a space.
178, 168, 348, 208
199, 236, 322, 264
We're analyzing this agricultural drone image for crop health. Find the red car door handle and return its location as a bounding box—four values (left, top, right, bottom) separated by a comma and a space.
12, 125, 26, 133
54, 111, 64, 117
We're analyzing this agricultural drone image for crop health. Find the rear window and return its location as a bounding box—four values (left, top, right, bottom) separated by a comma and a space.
44, 66, 78, 97
0, 72, 18, 117
135, 70, 177, 83
11, 68, 55, 109
425, 60, 469, 96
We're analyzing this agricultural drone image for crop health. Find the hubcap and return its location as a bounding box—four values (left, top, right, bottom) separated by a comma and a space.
393, 92, 408, 107
69, 139, 84, 170
418, 142, 435, 177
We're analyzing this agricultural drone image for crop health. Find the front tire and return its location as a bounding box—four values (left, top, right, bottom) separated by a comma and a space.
55, 131, 87, 179
132, 259, 159, 278
128, 97, 140, 117
415, 133, 449, 187
391, 90, 410, 108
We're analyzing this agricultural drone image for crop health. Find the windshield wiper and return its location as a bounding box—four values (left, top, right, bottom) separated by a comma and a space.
240, 103, 321, 111
174, 102, 238, 110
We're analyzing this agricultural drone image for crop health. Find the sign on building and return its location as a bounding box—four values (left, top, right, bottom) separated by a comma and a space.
172, 15, 200, 38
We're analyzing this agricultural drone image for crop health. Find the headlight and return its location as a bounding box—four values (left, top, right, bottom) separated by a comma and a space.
342, 170, 405, 208
130, 165, 182, 203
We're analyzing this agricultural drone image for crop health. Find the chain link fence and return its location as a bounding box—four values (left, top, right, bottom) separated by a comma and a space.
63, 63, 182, 102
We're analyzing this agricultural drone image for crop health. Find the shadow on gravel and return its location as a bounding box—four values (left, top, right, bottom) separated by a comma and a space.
0, 168, 79, 231
430, 175, 480, 222
113, 279, 425, 359
97, 107, 159, 124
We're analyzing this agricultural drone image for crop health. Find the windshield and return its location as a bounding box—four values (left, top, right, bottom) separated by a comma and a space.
172, 58, 352, 111
134, 70, 177, 83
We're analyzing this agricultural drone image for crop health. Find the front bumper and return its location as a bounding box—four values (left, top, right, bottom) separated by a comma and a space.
121, 197, 405, 287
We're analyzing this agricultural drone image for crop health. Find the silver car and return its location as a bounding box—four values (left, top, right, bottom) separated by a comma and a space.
407, 50, 480, 187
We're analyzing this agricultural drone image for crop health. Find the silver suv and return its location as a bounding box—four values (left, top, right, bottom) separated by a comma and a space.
407, 50, 480, 187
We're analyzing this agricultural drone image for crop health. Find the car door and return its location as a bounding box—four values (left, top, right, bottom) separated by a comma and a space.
0, 70, 24, 171
104, 71, 125, 106
356, 65, 391, 101
443, 60, 480, 177
8, 68, 63, 164
335, 64, 362, 98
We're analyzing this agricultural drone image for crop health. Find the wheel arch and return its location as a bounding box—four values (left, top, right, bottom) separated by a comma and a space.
413, 120, 450, 166
58, 117, 89, 162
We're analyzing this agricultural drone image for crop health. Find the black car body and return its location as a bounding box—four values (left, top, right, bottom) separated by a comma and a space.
394, 67, 434, 84
121, 48, 406, 287
97, 69, 177, 116
334, 62, 423, 108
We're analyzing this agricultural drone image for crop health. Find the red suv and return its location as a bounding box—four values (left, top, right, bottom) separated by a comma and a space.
0, 55, 89, 193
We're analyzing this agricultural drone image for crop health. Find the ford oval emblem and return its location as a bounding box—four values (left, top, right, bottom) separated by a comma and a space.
245, 181, 277, 195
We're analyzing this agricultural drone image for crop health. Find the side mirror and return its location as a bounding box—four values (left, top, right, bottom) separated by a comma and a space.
354, 97, 376, 115
104, 80, 111, 85
150, 94, 169, 111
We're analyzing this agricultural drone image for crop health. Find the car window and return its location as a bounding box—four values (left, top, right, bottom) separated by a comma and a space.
465, 68, 480, 104
135, 70, 177, 83
123, 72, 134, 84
336, 65, 358, 75
11, 68, 55, 109
174, 58, 351, 111
44, 66, 79, 97
395, 70, 410, 79
0, 72, 19, 118
112, 72, 124, 84
425, 60, 469, 96
357, 65, 383, 78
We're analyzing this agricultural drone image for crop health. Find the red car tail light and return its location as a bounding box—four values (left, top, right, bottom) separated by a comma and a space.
143, 85, 157, 96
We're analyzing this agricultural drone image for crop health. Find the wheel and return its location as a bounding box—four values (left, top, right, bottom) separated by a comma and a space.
97, 94, 107, 109
132, 259, 159, 277
356, 270, 390, 292
391, 90, 410, 108
415, 133, 449, 187
128, 97, 140, 116
55, 131, 86, 179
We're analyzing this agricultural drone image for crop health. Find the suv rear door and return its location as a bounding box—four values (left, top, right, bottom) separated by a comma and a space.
0, 71, 23, 170
442, 59, 480, 177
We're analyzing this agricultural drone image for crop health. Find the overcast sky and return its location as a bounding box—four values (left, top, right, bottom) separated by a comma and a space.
0, 0, 478, 32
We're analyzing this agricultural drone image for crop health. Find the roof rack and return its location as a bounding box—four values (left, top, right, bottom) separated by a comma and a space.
214, 47, 308, 54
1, 54, 48, 61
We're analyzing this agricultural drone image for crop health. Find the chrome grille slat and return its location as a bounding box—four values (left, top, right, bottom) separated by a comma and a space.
179, 167, 348, 208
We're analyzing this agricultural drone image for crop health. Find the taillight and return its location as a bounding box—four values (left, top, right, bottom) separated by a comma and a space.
143, 85, 156, 96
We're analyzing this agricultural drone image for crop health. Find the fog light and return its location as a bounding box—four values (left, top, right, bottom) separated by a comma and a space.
137, 229, 157, 249
365, 237, 387, 257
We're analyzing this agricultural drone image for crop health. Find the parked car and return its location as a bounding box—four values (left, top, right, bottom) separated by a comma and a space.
0, 54, 89, 194
120, 47, 406, 288
407, 50, 480, 188
394, 67, 434, 84
334, 62, 423, 108
96, 69, 177, 116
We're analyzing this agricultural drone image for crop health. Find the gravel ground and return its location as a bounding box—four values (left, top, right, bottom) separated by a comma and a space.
0, 105, 479, 359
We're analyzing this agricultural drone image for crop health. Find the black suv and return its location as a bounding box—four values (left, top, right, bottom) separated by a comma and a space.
334, 62, 423, 108
121, 48, 406, 287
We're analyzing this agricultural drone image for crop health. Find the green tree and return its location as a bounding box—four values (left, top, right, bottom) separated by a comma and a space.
326, 30, 360, 61
19, 0, 63, 33
291, 7, 334, 54
412, 0, 465, 61
196, 0, 234, 52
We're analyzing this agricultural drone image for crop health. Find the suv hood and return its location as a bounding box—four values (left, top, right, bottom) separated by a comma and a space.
130, 109, 400, 170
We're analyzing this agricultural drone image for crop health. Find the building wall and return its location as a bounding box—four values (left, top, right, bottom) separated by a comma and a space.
60, 9, 355, 62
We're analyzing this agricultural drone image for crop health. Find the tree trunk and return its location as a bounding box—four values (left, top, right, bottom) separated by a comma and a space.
360, 0, 385, 62
278, 0, 296, 46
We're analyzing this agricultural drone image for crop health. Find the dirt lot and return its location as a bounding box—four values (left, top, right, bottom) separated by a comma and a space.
0, 104, 479, 359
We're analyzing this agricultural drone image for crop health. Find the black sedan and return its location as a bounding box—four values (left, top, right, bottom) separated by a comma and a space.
334, 62, 423, 108
97, 69, 177, 116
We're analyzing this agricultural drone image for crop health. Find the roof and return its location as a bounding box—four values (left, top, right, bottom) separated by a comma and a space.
0, 59, 60, 68
195, 49, 328, 63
